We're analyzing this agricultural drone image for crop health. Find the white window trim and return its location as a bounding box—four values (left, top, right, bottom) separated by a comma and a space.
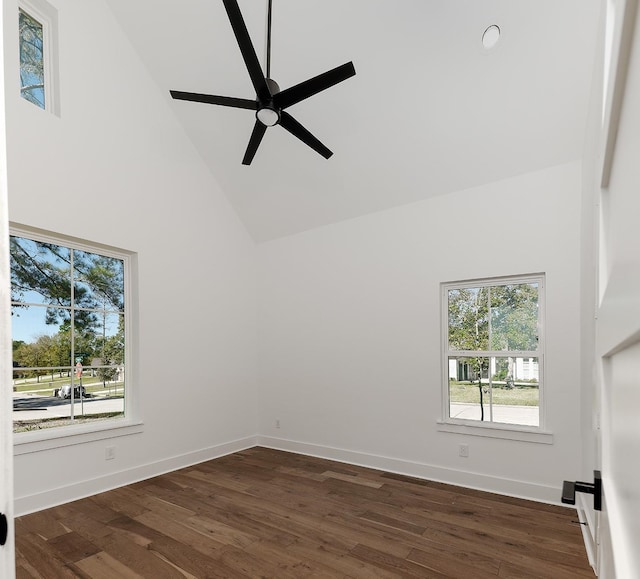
438, 273, 550, 443
13, 420, 144, 455
19, 0, 60, 116
10, 223, 141, 453
436, 419, 553, 444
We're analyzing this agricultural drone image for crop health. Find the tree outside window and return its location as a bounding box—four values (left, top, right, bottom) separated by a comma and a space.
444, 275, 543, 428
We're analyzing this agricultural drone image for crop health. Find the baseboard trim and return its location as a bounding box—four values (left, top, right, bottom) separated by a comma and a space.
15, 434, 568, 516
14, 435, 258, 517
256, 435, 564, 505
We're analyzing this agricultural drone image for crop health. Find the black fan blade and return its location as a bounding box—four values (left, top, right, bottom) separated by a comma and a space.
279, 111, 332, 159
273, 62, 356, 110
222, 0, 271, 103
170, 91, 257, 110
242, 120, 268, 165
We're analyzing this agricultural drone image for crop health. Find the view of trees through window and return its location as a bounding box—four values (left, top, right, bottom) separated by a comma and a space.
19, 8, 46, 109
445, 277, 542, 428
11, 234, 126, 433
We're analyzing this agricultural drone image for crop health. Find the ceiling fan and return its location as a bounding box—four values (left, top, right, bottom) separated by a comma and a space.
170, 0, 356, 165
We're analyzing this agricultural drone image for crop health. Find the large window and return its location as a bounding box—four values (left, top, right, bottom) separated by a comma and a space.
10, 230, 129, 435
442, 274, 544, 430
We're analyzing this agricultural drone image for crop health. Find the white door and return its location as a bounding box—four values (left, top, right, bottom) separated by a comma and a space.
0, 0, 16, 570
590, 0, 640, 576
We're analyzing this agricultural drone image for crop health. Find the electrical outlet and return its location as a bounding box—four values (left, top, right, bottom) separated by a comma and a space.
458, 443, 469, 458
105, 446, 116, 461
275, 419, 281, 429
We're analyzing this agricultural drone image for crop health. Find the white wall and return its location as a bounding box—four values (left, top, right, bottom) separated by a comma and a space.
5, 0, 258, 513
257, 161, 584, 503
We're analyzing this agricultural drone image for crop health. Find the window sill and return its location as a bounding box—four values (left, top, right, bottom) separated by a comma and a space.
436, 420, 553, 444
14, 419, 144, 455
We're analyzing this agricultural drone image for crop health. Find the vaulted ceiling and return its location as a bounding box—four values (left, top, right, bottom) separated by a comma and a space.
105, 0, 601, 241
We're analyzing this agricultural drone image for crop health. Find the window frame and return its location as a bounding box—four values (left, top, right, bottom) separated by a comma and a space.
18, 0, 60, 115
10, 224, 142, 454
438, 273, 552, 444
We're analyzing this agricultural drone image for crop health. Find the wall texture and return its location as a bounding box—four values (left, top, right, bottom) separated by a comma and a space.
6, 0, 258, 513
257, 162, 584, 503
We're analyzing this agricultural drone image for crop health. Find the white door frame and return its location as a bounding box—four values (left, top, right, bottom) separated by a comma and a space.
0, 0, 16, 573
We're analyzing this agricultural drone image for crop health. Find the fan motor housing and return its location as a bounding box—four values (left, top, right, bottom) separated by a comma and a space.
265, 78, 280, 95
256, 78, 281, 126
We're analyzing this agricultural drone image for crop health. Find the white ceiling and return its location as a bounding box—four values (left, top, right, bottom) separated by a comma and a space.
105, 0, 601, 242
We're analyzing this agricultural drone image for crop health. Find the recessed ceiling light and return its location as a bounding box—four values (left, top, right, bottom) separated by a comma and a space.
482, 25, 501, 49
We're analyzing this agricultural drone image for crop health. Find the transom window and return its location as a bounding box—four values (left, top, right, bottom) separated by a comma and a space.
442, 274, 544, 430
18, 0, 59, 114
19, 8, 45, 108
10, 229, 129, 435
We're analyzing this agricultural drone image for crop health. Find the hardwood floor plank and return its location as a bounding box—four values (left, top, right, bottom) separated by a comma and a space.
181, 467, 253, 493
287, 537, 408, 579
134, 494, 197, 520
14, 509, 70, 541
61, 497, 122, 526
133, 510, 227, 557
350, 543, 448, 578
416, 515, 592, 575
404, 503, 588, 557
244, 539, 335, 578
89, 487, 151, 519
81, 528, 187, 578
182, 514, 260, 549
109, 514, 233, 578
47, 531, 102, 563
15, 532, 81, 578
16, 558, 44, 579
216, 544, 283, 577
358, 510, 427, 536
407, 544, 501, 578
497, 558, 594, 579
74, 552, 145, 579
15, 447, 593, 578
320, 471, 384, 489
51, 510, 114, 543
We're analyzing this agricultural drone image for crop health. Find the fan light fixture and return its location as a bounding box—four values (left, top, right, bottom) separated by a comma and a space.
256, 107, 279, 126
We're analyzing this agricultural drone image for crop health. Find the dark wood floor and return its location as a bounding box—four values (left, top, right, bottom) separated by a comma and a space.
15, 447, 593, 578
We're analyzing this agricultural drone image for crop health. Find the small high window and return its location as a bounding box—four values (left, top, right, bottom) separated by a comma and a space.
19, 9, 45, 109
18, 0, 59, 114
442, 274, 544, 430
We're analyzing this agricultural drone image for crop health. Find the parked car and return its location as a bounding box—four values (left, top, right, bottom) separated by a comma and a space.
57, 384, 86, 399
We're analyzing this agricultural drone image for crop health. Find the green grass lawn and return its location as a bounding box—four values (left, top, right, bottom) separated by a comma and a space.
450, 381, 539, 406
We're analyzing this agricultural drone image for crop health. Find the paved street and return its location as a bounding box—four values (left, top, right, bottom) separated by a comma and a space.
13, 391, 124, 421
